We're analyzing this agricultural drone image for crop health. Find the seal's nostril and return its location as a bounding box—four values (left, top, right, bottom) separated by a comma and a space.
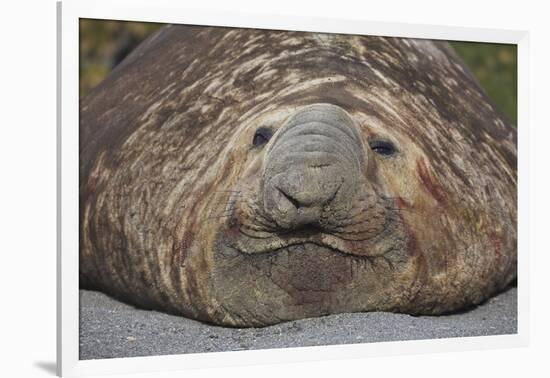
278, 187, 302, 209
309, 163, 332, 169
322, 180, 343, 206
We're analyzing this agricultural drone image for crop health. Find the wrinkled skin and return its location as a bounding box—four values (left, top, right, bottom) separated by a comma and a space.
80, 25, 517, 326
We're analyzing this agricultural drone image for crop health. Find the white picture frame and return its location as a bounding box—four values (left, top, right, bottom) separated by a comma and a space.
57, 0, 529, 376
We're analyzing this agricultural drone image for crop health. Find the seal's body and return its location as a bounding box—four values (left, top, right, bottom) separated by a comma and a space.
80, 25, 517, 326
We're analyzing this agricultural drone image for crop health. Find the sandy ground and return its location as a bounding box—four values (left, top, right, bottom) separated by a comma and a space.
79, 286, 517, 360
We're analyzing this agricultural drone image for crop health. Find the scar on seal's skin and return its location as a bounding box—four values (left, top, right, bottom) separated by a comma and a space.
416, 157, 447, 206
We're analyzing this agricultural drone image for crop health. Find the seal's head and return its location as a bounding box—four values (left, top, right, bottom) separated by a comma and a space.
80, 26, 516, 327
207, 103, 420, 325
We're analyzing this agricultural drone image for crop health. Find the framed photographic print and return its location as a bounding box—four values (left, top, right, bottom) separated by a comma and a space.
57, 0, 529, 376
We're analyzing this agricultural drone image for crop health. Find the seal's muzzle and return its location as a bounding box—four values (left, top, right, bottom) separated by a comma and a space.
262, 104, 366, 229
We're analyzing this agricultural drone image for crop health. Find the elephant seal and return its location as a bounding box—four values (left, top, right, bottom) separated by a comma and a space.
80, 24, 517, 327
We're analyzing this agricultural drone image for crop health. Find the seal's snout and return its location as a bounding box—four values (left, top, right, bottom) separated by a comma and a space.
262, 103, 365, 229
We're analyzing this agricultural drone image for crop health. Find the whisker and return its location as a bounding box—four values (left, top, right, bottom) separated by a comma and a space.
385, 206, 416, 213
202, 214, 234, 222
239, 221, 272, 233
207, 206, 236, 216
238, 228, 272, 240
208, 208, 235, 216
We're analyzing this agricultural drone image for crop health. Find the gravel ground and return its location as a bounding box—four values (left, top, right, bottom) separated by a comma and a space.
79, 286, 517, 360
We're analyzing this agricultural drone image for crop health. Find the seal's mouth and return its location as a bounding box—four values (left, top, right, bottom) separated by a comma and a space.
215, 185, 409, 265
229, 227, 399, 260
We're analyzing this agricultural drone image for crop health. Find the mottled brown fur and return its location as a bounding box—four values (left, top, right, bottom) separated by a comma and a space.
80, 25, 516, 326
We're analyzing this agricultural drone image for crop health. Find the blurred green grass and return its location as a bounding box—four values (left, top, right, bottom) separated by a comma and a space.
79, 19, 162, 97
450, 41, 517, 124
80, 19, 517, 125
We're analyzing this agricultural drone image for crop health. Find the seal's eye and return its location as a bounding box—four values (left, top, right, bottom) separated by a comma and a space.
369, 138, 398, 157
252, 127, 273, 147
